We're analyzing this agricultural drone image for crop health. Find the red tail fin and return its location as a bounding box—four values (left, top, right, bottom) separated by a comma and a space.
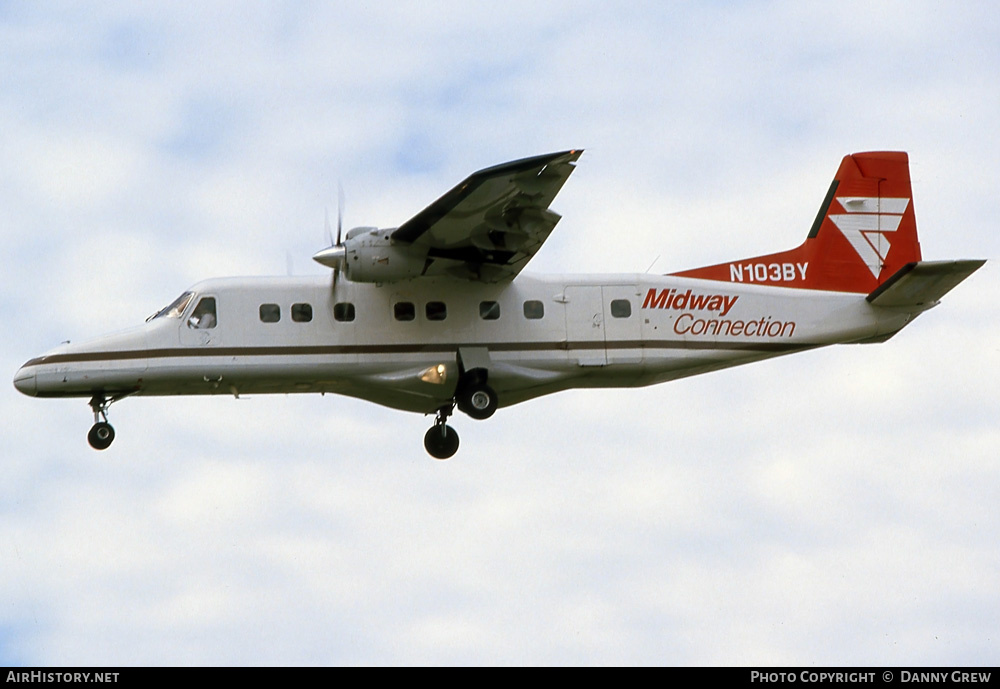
672, 152, 922, 293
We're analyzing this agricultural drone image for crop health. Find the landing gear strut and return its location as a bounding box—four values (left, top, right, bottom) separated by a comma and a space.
87, 395, 116, 450
423, 404, 459, 460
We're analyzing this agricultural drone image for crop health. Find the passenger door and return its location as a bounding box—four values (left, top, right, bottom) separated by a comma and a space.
601, 285, 642, 365
563, 285, 606, 366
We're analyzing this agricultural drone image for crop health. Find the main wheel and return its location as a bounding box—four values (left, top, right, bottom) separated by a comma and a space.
88, 422, 115, 450
424, 424, 459, 460
458, 383, 498, 420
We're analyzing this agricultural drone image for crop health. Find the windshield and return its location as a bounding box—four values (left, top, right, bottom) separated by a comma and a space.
149, 291, 194, 321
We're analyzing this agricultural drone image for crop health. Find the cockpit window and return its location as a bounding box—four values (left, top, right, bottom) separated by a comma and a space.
188, 297, 217, 329
152, 291, 194, 320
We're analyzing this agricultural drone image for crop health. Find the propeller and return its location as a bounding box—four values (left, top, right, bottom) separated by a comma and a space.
313, 182, 347, 284
337, 181, 344, 246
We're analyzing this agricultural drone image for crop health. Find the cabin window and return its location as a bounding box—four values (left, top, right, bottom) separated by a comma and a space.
259, 303, 281, 323
426, 301, 447, 321
292, 303, 313, 322
394, 302, 415, 322
480, 301, 500, 320
188, 297, 217, 329
523, 300, 544, 319
610, 299, 632, 318
334, 302, 355, 322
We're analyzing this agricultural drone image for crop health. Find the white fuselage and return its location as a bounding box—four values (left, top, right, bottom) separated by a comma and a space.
13, 272, 918, 414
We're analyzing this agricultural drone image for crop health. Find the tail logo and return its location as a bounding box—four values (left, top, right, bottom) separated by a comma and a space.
829, 197, 910, 277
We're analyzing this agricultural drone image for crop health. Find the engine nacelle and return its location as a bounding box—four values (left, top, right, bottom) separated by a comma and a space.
342, 228, 426, 283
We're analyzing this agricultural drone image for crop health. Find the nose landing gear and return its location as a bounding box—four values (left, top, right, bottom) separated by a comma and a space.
87, 395, 116, 450
88, 421, 115, 450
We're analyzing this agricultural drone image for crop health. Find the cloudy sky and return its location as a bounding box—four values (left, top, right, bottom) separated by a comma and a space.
2, 1, 998, 666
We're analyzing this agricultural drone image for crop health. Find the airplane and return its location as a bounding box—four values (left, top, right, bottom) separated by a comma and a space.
13, 150, 984, 459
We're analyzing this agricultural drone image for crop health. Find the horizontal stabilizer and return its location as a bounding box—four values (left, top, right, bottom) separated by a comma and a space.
866, 260, 986, 307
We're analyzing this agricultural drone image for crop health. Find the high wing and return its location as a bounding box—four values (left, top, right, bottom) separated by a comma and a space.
390, 149, 582, 282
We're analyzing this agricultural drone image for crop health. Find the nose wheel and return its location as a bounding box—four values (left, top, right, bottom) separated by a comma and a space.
88, 421, 115, 450
87, 395, 117, 450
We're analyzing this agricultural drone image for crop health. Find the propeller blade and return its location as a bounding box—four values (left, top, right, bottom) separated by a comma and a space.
313, 184, 348, 287
337, 182, 345, 246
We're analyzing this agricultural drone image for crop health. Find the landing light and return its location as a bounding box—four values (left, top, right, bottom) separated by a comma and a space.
420, 364, 448, 384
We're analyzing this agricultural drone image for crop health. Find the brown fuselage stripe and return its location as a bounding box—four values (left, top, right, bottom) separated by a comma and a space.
21, 340, 816, 368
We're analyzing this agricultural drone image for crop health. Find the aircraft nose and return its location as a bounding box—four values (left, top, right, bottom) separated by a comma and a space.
13, 366, 36, 396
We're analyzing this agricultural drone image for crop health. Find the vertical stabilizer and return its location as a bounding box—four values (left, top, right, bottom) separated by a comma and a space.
672, 152, 922, 293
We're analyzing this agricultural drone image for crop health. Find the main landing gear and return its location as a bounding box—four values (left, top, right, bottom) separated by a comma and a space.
456, 380, 498, 420
87, 395, 116, 450
424, 405, 460, 460
423, 372, 498, 460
